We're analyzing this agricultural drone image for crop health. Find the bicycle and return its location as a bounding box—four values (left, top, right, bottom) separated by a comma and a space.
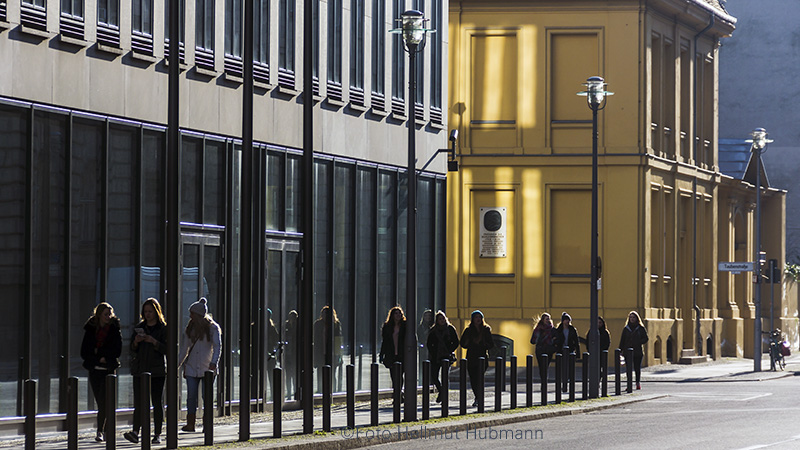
764, 329, 786, 371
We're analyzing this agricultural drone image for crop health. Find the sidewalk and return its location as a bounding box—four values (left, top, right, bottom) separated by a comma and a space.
4, 355, 796, 450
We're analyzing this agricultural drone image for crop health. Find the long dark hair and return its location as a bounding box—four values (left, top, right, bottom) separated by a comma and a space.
141, 298, 166, 325
92, 302, 116, 329
383, 306, 406, 328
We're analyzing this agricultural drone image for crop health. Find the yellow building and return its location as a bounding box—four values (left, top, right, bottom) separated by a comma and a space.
447, 0, 794, 365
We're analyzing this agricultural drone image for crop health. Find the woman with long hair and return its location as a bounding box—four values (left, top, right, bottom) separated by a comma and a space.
124, 298, 167, 444
619, 311, 648, 389
459, 310, 494, 407
379, 306, 407, 394
178, 298, 222, 432
530, 312, 556, 382
313, 305, 343, 391
426, 310, 459, 403
80, 302, 122, 442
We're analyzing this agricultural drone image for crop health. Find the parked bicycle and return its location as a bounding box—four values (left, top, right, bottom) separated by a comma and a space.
764, 329, 789, 371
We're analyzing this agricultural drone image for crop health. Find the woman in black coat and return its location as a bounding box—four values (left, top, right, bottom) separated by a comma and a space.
554, 312, 580, 392
80, 302, 122, 442
426, 310, 459, 403
124, 298, 167, 445
459, 310, 494, 407
619, 310, 649, 389
379, 306, 407, 394
530, 313, 557, 382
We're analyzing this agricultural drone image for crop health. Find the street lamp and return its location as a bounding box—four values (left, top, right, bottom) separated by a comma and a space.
745, 127, 772, 372
391, 9, 434, 422
578, 76, 613, 398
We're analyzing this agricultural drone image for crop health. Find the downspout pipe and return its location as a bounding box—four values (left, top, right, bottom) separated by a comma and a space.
692, 14, 714, 355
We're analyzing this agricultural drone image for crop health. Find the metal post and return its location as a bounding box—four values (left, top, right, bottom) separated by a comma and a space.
24, 379, 35, 450
404, 41, 419, 425
568, 353, 576, 402
554, 353, 562, 404
142, 373, 151, 450
459, 359, 467, 415
626, 348, 634, 393
615, 348, 621, 396
105, 374, 116, 450
602, 350, 609, 397
347, 364, 355, 428
358, 346, 364, 390
422, 360, 430, 420
393, 362, 402, 423
204, 371, 214, 445
322, 365, 332, 432
494, 357, 502, 412
67, 377, 78, 450
539, 354, 547, 406
273, 367, 282, 438
371, 363, 379, 426
510, 355, 517, 409
582, 352, 589, 400
525, 355, 533, 408
500, 346, 507, 391
589, 102, 601, 399
770, 259, 776, 333
441, 360, 449, 418
477, 357, 485, 413
754, 143, 762, 372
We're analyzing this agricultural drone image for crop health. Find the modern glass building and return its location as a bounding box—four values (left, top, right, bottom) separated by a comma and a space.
0, 0, 449, 431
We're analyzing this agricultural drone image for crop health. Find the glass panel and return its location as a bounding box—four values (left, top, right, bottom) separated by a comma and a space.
376, 170, 396, 360
313, 160, 331, 393
107, 125, 137, 408
141, 130, 164, 302
229, 144, 242, 408
355, 167, 375, 390
254, 0, 269, 64
265, 150, 284, 231
203, 244, 221, 408
71, 118, 104, 413
435, 179, 446, 311
180, 243, 200, 409
283, 250, 300, 401
285, 154, 301, 233
417, 177, 434, 314
204, 140, 225, 225
181, 137, 201, 223
265, 249, 282, 402
397, 170, 407, 306
332, 164, 353, 393
0, 105, 27, 416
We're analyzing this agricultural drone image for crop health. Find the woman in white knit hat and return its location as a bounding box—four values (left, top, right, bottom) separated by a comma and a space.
178, 297, 222, 432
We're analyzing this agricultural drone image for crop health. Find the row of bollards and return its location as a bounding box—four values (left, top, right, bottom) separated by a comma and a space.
22, 348, 637, 447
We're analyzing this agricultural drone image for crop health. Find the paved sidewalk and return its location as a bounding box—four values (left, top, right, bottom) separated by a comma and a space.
4, 355, 796, 450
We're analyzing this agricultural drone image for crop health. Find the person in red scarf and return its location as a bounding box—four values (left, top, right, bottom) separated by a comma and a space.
80, 302, 122, 442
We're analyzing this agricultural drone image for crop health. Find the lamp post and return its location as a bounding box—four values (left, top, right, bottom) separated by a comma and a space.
745, 127, 772, 372
578, 76, 612, 398
392, 10, 432, 421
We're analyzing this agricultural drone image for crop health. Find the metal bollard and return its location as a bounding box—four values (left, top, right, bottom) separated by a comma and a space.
441, 359, 449, 418
525, 355, 533, 408
615, 348, 622, 396
459, 358, 467, 415
582, 352, 589, 401
626, 348, 634, 393
477, 357, 485, 413
568, 353, 576, 402
500, 346, 507, 391
346, 364, 355, 429
510, 355, 517, 409
494, 357, 502, 412
371, 363, 379, 426
204, 370, 214, 445
24, 379, 35, 450
422, 360, 430, 420
539, 354, 548, 406
105, 374, 116, 450
323, 365, 332, 431
554, 353, 562, 404
142, 373, 152, 450
392, 362, 402, 424
602, 350, 609, 397
68, 377, 78, 450
273, 367, 282, 438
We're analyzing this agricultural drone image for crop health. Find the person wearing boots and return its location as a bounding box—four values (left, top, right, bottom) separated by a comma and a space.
459, 310, 494, 407
179, 298, 222, 432
619, 310, 648, 390
80, 302, 122, 442
554, 312, 579, 393
426, 310, 459, 403
123, 298, 167, 445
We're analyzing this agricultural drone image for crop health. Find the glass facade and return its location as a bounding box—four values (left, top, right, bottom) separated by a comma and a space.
0, 98, 445, 419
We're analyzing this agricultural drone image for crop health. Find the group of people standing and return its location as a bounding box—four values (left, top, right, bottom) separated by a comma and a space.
531, 310, 648, 390
380, 308, 494, 406
79, 297, 221, 444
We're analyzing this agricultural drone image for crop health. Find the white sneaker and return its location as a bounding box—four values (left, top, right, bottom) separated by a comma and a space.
95, 431, 104, 442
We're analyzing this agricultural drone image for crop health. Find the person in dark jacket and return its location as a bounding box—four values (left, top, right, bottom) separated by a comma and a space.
530, 313, 557, 382
80, 302, 122, 442
379, 306, 407, 394
579, 316, 611, 385
426, 310, 459, 403
124, 298, 167, 445
313, 306, 343, 392
459, 310, 494, 407
619, 310, 649, 389
554, 312, 580, 392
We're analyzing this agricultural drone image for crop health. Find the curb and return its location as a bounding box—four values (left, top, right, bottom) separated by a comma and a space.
232, 394, 665, 450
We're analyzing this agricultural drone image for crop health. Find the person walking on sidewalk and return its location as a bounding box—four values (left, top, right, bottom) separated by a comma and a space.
426, 310, 459, 403
619, 310, 648, 390
580, 316, 611, 385
124, 298, 167, 445
80, 302, 122, 442
530, 313, 557, 382
554, 312, 580, 392
179, 298, 222, 432
460, 310, 494, 407
379, 306, 407, 396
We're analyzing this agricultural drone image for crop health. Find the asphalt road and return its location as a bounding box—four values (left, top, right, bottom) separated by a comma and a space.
364, 375, 800, 450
